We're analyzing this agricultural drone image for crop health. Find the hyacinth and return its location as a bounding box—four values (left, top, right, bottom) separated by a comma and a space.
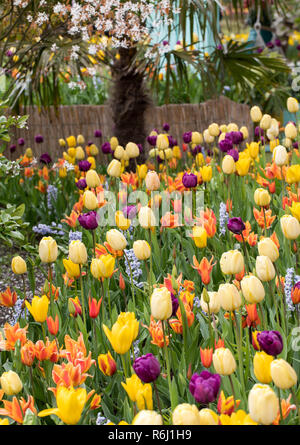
284, 267, 296, 312
33, 222, 64, 236
219, 202, 229, 236
47, 185, 58, 210
123, 248, 143, 289
68, 231, 82, 244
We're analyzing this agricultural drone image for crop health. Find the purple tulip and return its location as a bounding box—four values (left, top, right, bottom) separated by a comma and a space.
189, 371, 221, 404
9, 144, 17, 153
267, 42, 274, 49
79, 160, 91, 172
183, 132, 192, 144
94, 130, 102, 138
227, 148, 239, 162
157, 155, 164, 164
6, 50, 13, 57
257, 47, 263, 53
163, 123, 170, 132
87, 141, 93, 146
35, 134, 44, 143
18, 138, 25, 146
101, 142, 112, 154
168, 135, 177, 148
227, 217, 245, 234
147, 135, 157, 146
78, 211, 98, 230
163, 40, 169, 46
274, 38, 282, 47
133, 353, 161, 383
171, 293, 179, 316
122, 205, 137, 220
182, 172, 197, 188
226, 131, 243, 145
297, 44, 300, 51
219, 138, 233, 153
293, 142, 299, 149
138, 143, 144, 154
255, 126, 264, 139
257, 331, 283, 356
217, 44, 223, 51
39, 153, 52, 164
76, 178, 87, 190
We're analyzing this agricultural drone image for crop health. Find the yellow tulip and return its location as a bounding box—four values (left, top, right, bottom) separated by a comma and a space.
39, 236, 58, 263
246, 142, 260, 159
25, 295, 49, 323
66, 135, 76, 148
235, 158, 250, 176
115, 211, 131, 231
200, 166, 212, 182
38, 386, 87, 425
11, 256, 27, 275
253, 351, 273, 384
219, 410, 257, 425
0, 371, 23, 396
69, 240, 88, 265
192, 226, 207, 248
132, 410, 163, 425
286, 165, 300, 184
121, 375, 153, 410
63, 258, 80, 278
289, 201, 300, 222
172, 404, 201, 425
103, 312, 138, 354
97, 254, 115, 278
137, 164, 148, 179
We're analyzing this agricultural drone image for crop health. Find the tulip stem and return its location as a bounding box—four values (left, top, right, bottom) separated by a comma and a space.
262, 207, 267, 237
241, 233, 250, 274
258, 302, 267, 331
273, 263, 287, 335
22, 274, 27, 323
233, 311, 246, 401
228, 374, 237, 412
92, 230, 96, 257
268, 282, 280, 327
106, 279, 112, 326
277, 387, 284, 424
121, 354, 127, 379
162, 320, 174, 410
153, 381, 163, 421
207, 303, 214, 348
123, 251, 136, 309
48, 264, 54, 316
291, 387, 300, 425
79, 265, 86, 328
41, 322, 46, 342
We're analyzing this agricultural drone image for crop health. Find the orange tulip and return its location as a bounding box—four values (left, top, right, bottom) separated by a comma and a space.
98, 351, 117, 376
0, 287, 17, 307
88, 297, 102, 319
142, 316, 169, 348
0, 396, 36, 424
2, 322, 28, 351
34, 338, 59, 362
200, 347, 213, 368
217, 390, 240, 415
47, 315, 59, 336
52, 362, 89, 387
192, 256, 216, 285
21, 341, 35, 367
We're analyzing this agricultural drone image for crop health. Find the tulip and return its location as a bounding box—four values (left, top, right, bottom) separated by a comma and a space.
254, 188, 271, 207
285, 122, 297, 140
78, 211, 98, 230
280, 215, 300, 240
287, 97, 299, 113
75, 146, 85, 160
133, 353, 161, 383
222, 155, 236, 174
78, 160, 91, 172
219, 138, 232, 153
255, 256, 275, 282
156, 134, 169, 150
200, 291, 220, 314
212, 347, 236, 375
250, 106, 262, 122
47, 315, 59, 336
272, 145, 288, 166
220, 250, 244, 275
89, 144, 99, 156
66, 135, 76, 147
85, 169, 100, 188
138, 206, 156, 229
121, 374, 153, 410
203, 129, 214, 143
191, 131, 203, 145
11, 256, 27, 275
257, 238, 279, 262
208, 123, 219, 137
291, 281, 300, 304
182, 172, 197, 188
114, 145, 124, 159
227, 217, 245, 234
63, 258, 80, 278
253, 351, 273, 384
270, 359, 297, 389
189, 371, 221, 404
289, 202, 300, 222
106, 229, 127, 251
260, 114, 271, 130
25, 295, 49, 323
115, 210, 131, 231
248, 142, 260, 158
200, 166, 212, 182
103, 312, 139, 355
172, 404, 201, 425
76, 178, 87, 190
39, 237, 58, 263
137, 164, 148, 179
198, 408, 219, 425
248, 384, 278, 425
150, 287, 172, 320
107, 159, 121, 177
200, 347, 213, 368
125, 142, 140, 158
240, 126, 249, 139
145, 170, 160, 191
192, 226, 207, 248
98, 351, 117, 376
110, 136, 118, 150
286, 165, 300, 184
69, 240, 87, 265
257, 331, 283, 356
88, 297, 102, 318
235, 158, 250, 176
83, 190, 98, 210
241, 275, 265, 304
38, 386, 87, 425
0, 371, 23, 396
133, 240, 151, 260
98, 255, 115, 278
218, 283, 242, 311
132, 410, 163, 425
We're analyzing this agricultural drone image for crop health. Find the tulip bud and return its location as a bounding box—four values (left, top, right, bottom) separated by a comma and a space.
85, 170, 100, 188
69, 240, 87, 265
240, 126, 249, 139
89, 144, 99, 156
218, 283, 242, 311
156, 134, 169, 150
280, 215, 300, 240
241, 275, 265, 303
259, 114, 271, 130
132, 410, 163, 425
75, 146, 85, 160
272, 145, 288, 166
287, 97, 299, 113
203, 129, 214, 143
285, 122, 297, 140
208, 123, 219, 137
110, 136, 119, 151
212, 347, 236, 375
227, 123, 239, 132
133, 240, 151, 260
253, 351, 273, 384
270, 359, 297, 389
254, 188, 271, 207
220, 250, 244, 275
66, 135, 76, 148
107, 159, 121, 177
191, 131, 203, 144
200, 290, 220, 314
39, 237, 58, 263
11, 256, 27, 274
106, 229, 127, 251
59, 138, 66, 147
125, 142, 140, 158
77, 134, 85, 145
222, 155, 236, 174
0, 371, 23, 396
250, 106, 262, 122
257, 238, 279, 262
145, 171, 160, 191
255, 256, 275, 282
172, 404, 201, 425
83, 190, 98, 210
248, 384, 278, 425
150, 287, 172, 320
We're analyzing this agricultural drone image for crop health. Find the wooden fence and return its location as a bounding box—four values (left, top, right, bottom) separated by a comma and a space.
7, 96, 253, 161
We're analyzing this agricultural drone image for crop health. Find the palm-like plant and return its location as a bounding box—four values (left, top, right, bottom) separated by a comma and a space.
0, 0, 291, 155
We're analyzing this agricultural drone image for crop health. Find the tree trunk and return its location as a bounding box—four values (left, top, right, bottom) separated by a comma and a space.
110, 47, 151, 167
